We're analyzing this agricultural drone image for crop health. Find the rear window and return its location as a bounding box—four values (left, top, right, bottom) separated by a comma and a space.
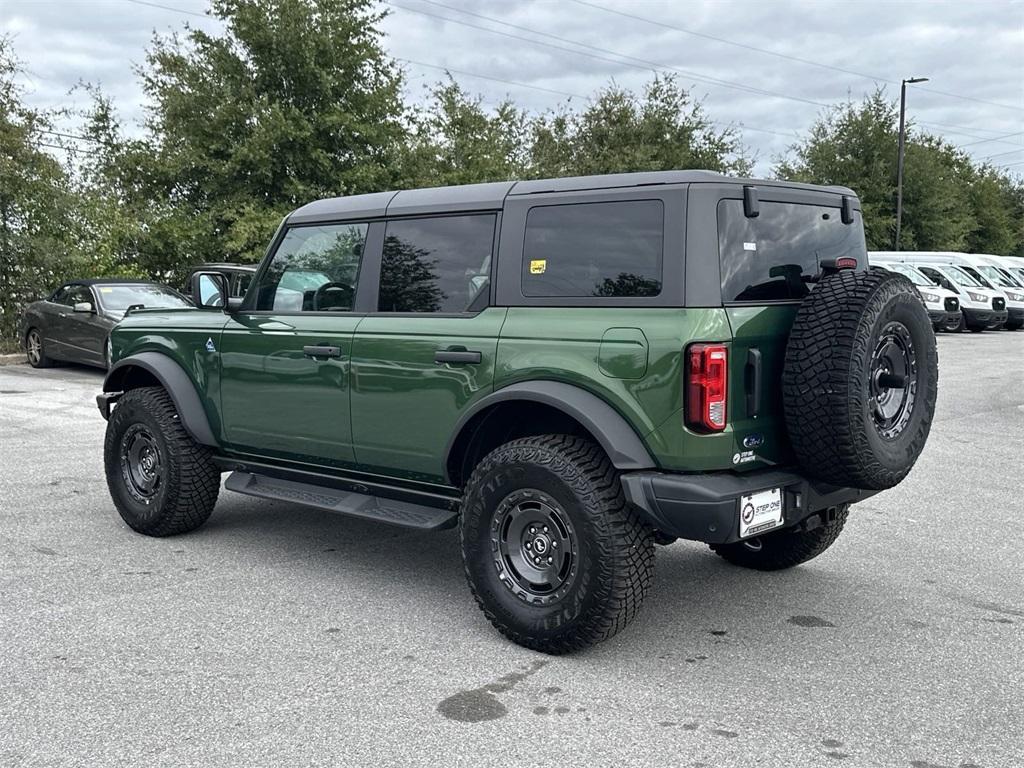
718, 200, 867, 303
522, 200, 663, 298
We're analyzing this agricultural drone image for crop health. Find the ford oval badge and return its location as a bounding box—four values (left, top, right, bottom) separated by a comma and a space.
743, 433, 764, 449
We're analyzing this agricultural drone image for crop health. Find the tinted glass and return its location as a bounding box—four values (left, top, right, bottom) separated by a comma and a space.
918, 266, 958, 293
522, 200, 663, 298
719, 200, 867, 302
96, 284, 190, 311
66, 286, 93, 306
254, 223, 367, 312
51, 286, 72, 305
378, 215, 495, 313
943, 266, 981, 287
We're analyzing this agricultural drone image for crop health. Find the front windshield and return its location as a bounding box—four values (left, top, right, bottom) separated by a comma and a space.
982, 265, 1021, 288
96, 284, 191, 311
887, 263, 931, 286
941, 266, 982, 288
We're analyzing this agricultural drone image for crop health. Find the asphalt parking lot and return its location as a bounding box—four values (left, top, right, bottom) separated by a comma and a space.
1, 332, 1022, 768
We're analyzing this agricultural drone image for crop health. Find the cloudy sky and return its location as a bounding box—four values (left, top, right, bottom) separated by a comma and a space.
3, 0, 1023, 177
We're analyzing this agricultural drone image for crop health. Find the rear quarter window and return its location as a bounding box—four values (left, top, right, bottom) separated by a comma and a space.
718, 199, 867, 303
522, 200, 663, 298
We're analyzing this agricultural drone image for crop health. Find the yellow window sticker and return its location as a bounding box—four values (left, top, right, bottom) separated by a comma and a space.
100, 287, 113, 293
529, 259, 547, 275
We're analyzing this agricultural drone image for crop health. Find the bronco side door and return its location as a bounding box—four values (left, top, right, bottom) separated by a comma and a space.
349, 211, 506, 484
217, 219, 382, 469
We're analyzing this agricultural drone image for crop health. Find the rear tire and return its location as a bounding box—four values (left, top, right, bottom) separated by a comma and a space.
711, 505, 849, 571
25, 328, 54, 368
461, 435, 655, 654
103, 386, 220, 536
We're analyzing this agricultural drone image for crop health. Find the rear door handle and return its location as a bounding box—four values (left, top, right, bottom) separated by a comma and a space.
435, 349, 482, 365
303, 345, 342, 359
58, 312, 68, 318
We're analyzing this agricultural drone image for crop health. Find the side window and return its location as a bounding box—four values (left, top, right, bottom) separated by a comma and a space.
522, 200, 663, 298
51, 286, 72, 305
66, 286, 92, 306
920, 266, 957, 293
252, 223, 368, 312
232, 272, 253, 298
378, 214, 495, 313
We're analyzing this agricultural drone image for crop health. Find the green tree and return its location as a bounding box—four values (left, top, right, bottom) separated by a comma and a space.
775, 88, 1024, 254
128, 0, 408, 271
398, 78, 529, 188
529, 76, 750, 178
0, 40, 81, 349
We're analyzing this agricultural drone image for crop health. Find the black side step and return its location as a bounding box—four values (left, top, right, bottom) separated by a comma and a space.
224, 471, 459, 530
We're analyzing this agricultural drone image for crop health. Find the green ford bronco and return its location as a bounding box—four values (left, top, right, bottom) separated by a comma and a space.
98, 171, 938, 653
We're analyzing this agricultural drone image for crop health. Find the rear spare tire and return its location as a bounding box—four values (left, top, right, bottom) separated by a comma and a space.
782, 267, 937, 490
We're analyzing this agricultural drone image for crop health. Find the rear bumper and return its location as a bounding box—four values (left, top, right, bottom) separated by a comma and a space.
621, 468, 878, 544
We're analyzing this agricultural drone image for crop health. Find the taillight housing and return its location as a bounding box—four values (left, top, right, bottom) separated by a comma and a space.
686, 344, 728, 432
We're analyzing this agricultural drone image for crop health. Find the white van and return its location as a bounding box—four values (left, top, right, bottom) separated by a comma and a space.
871, 252, 1009, 332
872, 260, 962, 331
972, 255, 1024, 330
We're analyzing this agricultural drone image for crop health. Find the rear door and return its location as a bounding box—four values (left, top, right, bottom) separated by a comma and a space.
218, 220, 379, 468
350, 213, 505, 483
711, 191, 867, 467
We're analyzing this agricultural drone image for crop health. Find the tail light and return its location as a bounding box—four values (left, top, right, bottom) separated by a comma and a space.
686, 344, 728, 432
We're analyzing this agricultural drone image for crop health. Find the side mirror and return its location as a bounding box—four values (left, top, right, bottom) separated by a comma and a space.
192, 271, 229, 311
73, 302, 94, 314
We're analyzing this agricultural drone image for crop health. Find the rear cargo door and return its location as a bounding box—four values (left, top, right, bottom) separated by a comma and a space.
716, 195, 868, 468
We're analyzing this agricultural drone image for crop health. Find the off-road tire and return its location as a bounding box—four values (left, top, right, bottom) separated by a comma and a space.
461, 435, 655, 654
104, 386, 220, 536
711, 505, 849, 571
783, 267, 938, 490
25, 328, 54, 368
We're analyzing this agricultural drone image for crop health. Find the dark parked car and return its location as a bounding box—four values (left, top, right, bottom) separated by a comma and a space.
19, 279, 191, 370
184, 263, 256, 305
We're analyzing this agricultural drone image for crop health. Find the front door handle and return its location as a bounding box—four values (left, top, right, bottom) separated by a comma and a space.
303, 345, 342, 359
435, 349, 482, 365
58, 312, 68, 318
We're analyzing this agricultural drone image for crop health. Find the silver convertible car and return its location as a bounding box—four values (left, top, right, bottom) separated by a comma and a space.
19, 279, 191, 370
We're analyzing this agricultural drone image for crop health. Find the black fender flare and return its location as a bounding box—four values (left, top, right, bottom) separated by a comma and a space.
102, 351, 217, 447
444, 380, 657, 483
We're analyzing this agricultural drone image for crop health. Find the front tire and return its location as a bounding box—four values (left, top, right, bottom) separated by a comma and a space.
103, 386, 220, 536
25, 328, 54, 368
461, 435, 655, 654
711, 505, 849, 571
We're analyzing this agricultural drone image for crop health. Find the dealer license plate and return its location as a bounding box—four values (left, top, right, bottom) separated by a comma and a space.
739, 488, 784, 539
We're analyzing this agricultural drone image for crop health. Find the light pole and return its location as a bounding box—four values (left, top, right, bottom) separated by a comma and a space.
894, 76, 929, 251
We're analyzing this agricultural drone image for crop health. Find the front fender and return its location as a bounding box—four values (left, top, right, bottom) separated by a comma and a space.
102, 351, 217, 447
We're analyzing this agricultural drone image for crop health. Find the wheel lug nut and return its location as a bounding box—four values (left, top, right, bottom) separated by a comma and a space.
551, 541, 558, 548
525, 541, 532, 549
547, 557, 553, 564
530, 527, 537, 534
543, 526, 548, 533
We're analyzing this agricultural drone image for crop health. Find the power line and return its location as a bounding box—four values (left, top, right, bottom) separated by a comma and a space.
983, 147, 1024, 161
568, 0, 1024, 114
387, 1, 833, 108
398, 58, 588, 100
957, 130, 1024, 148
39, 129, 101, 143
123, 0, 209, 18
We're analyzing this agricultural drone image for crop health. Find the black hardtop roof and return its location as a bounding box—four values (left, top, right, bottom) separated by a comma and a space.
65, 278, 161, 287
188, 262, 258, 272
287, 170, 857, 224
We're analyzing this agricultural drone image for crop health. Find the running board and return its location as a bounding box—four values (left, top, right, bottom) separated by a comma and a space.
224, 471, 458, 530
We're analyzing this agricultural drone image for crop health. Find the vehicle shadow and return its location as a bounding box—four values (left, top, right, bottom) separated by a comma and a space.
199, 492, 871, 656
